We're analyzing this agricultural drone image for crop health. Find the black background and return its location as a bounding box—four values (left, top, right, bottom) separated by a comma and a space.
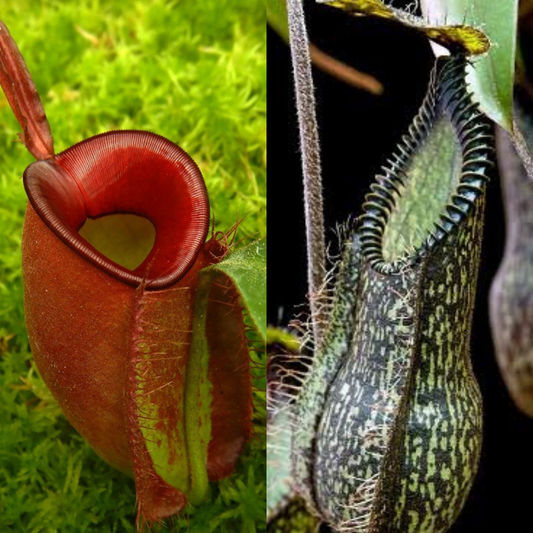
268, 1, 533, 530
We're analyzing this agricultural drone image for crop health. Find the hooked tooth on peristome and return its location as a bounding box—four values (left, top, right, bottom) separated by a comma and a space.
23, 130, 209, 289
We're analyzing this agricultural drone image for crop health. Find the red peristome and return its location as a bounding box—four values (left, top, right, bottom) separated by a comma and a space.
0, 19, 54, 160
24, 131, 210, 289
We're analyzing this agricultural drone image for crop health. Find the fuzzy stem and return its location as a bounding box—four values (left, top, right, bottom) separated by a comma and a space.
286, 0, 327, 347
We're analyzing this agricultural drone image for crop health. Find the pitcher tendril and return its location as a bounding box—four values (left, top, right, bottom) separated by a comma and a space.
287, 0, 327, 347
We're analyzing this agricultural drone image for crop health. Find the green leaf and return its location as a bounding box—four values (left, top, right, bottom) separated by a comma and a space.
421, 0, 518, 131
202, 239, 266, 342
324, 0, 517, 129
320, 0, 490, 54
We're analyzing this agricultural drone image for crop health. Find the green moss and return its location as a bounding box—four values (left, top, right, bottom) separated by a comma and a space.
0, 0, 265, 531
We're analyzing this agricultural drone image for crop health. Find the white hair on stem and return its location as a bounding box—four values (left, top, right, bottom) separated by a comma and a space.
286, 0, 327, 348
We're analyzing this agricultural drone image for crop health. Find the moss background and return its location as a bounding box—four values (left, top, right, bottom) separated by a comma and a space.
0, 1, 265, 531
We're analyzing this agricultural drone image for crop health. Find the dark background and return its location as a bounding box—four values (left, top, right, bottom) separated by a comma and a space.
268, 1, 533, 530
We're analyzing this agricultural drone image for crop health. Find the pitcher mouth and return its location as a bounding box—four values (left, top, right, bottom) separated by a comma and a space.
358, 56, 494, 276
23, 130, 210, 290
